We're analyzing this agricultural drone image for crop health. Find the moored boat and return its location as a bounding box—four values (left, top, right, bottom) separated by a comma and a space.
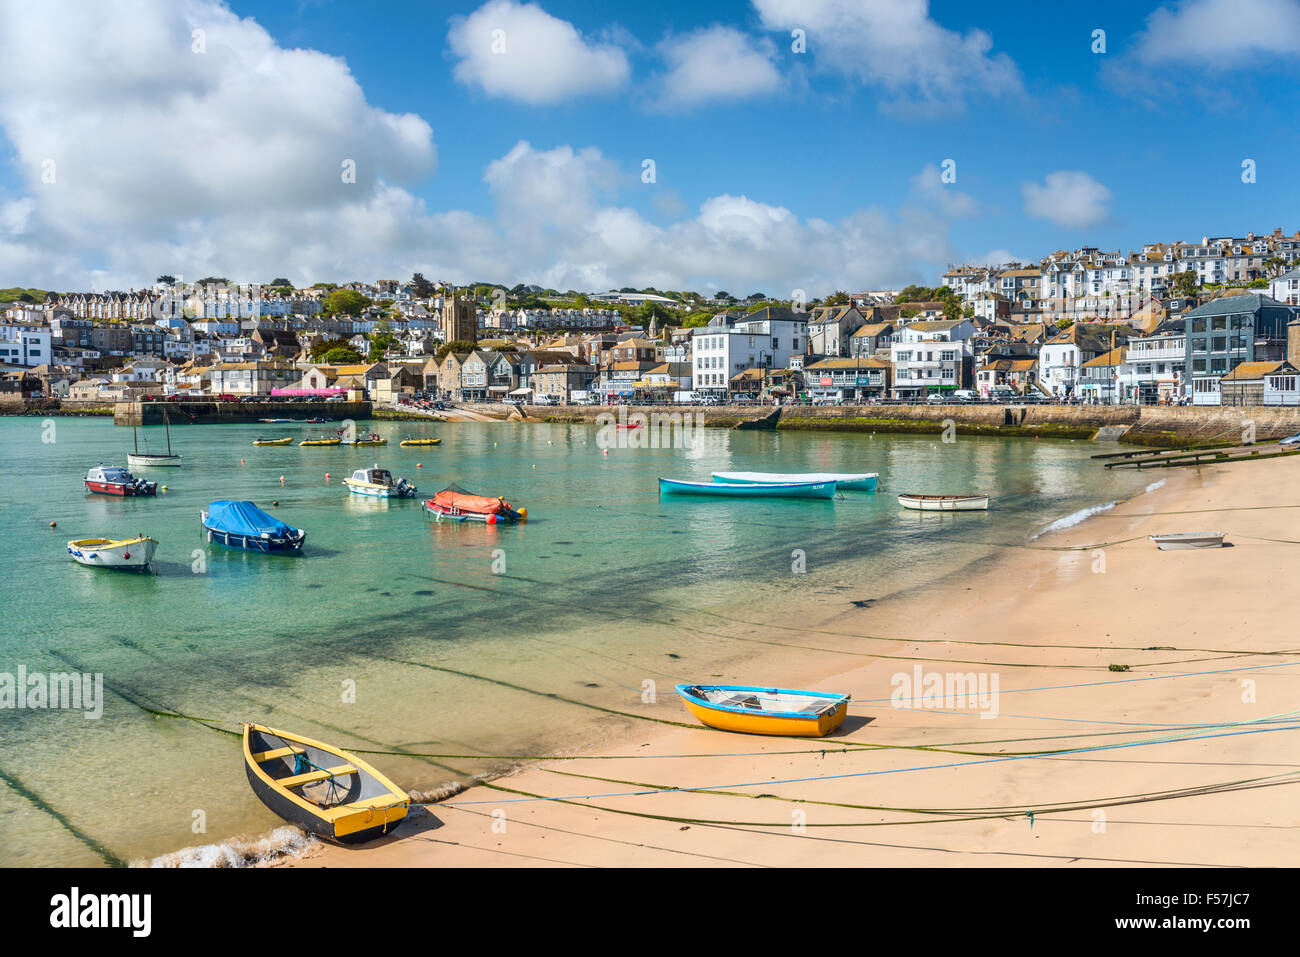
898, 493, 989, 511
343, 466, 418, 498
676, 684, 850, 737
259, 418, 294, 423
201, 500, 306, 552
242, 723, 409, 844
1150, 531, 1226, 550
127, 405, 181, 468
351, 431, 387, 447
713, 470, 878, 491
659, 477, 836, 499
67, 535, 157, 572
422, 486, 525, 524
299, 435, 341, 447
85, 465, 157, 497
399, 435, 442, 447
252, 436, 293, 446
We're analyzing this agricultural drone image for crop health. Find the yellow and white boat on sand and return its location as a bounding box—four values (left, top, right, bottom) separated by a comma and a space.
253, 436, 293, 446
241, 723, 410, 844
67, 535, 158, 572
676, 684, 850, 737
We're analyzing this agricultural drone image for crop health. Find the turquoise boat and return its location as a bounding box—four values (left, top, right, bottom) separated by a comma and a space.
658, 478, 836, 500
712, 471, 878, 492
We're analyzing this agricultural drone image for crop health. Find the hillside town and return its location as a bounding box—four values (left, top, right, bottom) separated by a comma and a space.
7, 227, 1300, 410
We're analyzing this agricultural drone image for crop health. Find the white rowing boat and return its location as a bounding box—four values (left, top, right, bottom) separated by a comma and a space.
67, 536, 158, 571
1149, 531, 1226, 550
898, 493, 989, 511
713, 471, 879, 491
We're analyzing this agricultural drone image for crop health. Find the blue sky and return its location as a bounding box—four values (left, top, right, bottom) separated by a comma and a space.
1, 0, 1298, 293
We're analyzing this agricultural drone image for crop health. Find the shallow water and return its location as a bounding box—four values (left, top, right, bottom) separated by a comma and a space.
0, 415, 1155, 865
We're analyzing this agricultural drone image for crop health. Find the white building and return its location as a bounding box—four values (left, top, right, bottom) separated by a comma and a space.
0, 323, 52, 367
691, 308, 807, 393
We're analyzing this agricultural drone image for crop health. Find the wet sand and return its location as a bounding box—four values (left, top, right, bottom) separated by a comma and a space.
297, 457, 1300, 867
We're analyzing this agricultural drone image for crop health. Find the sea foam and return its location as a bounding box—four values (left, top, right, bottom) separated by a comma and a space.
137, 826, 317, 868
1033, 500, 1119, 539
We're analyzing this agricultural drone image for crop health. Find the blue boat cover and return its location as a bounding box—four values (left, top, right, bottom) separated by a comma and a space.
206, 500, 296, 537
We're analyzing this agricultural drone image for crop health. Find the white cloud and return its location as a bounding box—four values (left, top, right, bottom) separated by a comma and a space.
753, 0, 1021, 109
0, 0, 437, 286
1021, 171, 1111, 229
0, 2, 963, 296
651, 26, 782, 110
447, 0, 629, 105
909, 163, 978, 218
1130, 0, 1300, 64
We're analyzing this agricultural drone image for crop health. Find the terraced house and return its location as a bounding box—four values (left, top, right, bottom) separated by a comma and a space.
1183, 294, 1300, 405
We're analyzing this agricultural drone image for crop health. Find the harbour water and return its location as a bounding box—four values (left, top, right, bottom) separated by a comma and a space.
0, 415, 1158, 866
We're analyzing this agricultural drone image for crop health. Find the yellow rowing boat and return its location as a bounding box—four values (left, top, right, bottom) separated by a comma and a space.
676, 684, 850, 737
299, 436, 341, 447
399, 437, 442, 447
253, 436, 293, 446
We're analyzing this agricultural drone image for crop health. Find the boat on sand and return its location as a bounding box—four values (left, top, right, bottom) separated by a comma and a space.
1150, 531, 1226, 550
676, 684, 850, 737
242, 723, 409, 844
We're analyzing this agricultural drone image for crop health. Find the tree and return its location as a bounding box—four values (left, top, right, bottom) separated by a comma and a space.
309, 336, 352, 360
1265, 256, 1288, 278
436, 340, 477, 360
321, 346, 363, 364
323, 288, 372, 316
196, 276, 229, 287
942, 298, 962, 322
156, 274, 176, 285
368, 321, 397, 360
268, 277, 293, 288
411, 273, 434, 298
823, 290, 850, 306
1171, 269, 1200, 298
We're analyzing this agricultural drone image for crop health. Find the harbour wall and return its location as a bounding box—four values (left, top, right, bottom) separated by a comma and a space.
518, 403, 1300, 446
112, 400, 373, 426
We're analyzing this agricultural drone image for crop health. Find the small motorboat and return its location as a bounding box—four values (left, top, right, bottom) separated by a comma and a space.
343, 466, 418, 499
423, 486, 526, 524
85, 465, 157, 497
659, 477, 836, 500
399, 436, 442, 447
242, 723, 409, 844
252, 436, 293, 446
67, 535, 157, 572
1279, 432, 1300, 448
898, 493, 989, 511
676, 684, 850, 737
127, 407, 181, 468
259, 418, 294, 423
305, 417, 329, 424
1150, 531, 1227, 550
299, 435, 341, 447
351, 431, 387, 447
713, 471, 879, 492
201, 500, 306, 552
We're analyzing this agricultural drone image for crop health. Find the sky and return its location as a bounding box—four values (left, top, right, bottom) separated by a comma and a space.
0, 0, 1298, 296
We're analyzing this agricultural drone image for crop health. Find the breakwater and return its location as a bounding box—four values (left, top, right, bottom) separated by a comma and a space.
113, 399, 372, 425
520, 402, 1300, 446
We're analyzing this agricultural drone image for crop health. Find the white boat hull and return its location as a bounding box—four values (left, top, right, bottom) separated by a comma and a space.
68, 537, 157, 570
713, 471, 879, 491
1150, 532, 1225, 550
127, 453, 182, 468
898, 493, 989, 511
345, 481, 390, 498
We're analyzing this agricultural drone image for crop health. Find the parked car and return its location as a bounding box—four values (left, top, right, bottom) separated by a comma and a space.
951, 389, 978, 403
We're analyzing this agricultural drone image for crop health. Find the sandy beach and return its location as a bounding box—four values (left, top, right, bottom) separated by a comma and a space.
293, 456, 1300, 868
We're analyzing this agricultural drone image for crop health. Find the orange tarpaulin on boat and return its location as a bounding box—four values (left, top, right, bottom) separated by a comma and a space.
432, 489, 508, 514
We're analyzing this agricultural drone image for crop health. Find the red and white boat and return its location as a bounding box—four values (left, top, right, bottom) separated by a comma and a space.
85, 465, 157, 497
422, 486, 526, 524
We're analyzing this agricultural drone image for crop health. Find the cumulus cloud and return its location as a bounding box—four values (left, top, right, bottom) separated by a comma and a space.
447, 0, 629, 104
752, 0, 1021, 110
908, 163, 978, 218
1021, 171, 1111, 229
1128, 0, 1300, 64
651, 26, 782, 110
0, 1, 963, 295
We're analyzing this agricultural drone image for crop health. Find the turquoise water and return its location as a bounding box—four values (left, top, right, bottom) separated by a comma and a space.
0, 415, 1155, 866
